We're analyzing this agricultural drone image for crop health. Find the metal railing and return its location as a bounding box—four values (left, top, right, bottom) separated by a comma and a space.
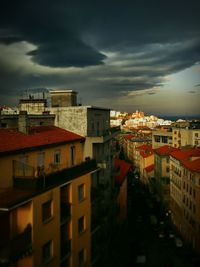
13, 159, 97, 190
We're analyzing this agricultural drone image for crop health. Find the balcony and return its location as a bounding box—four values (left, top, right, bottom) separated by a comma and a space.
13, 159, 97, 190
60, 240, 71, 259
87, 126, 120, 142
60, 203, 71, 224
0, 225, 32, 264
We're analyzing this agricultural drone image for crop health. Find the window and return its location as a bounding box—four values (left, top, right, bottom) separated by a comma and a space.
42, 240, 53, 263
195, 133, 198, 137
78, 249, 86, 267
161, 136, 168, 143
54, 150, 61, 164
38, 152, 45, 167
154, 136, 160, 142
78, 216, 85, 234
42, 200, 52, 222
70, 146, 75, 166
166, 167, 170, 173
78, 184, 85, 202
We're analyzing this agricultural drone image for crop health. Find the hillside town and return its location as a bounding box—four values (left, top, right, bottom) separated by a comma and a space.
0, 89, 200, 267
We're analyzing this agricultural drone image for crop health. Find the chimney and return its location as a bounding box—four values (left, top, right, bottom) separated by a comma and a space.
18, 111, 29, 134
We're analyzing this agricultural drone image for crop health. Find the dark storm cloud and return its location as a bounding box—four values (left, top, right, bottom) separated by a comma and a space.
0, 0, 106, 67
0, 0, 200, 105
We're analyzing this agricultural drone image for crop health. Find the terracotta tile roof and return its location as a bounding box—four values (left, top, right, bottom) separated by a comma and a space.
136, 144, 152, 151
124, 134, 135, 140
114, 158, 132, 184
140, 150, 154, 158
170, 148, 200, 161
0, 126, 85, 155
144, 164, 154, 173
136, 144, 154, 158
155, 145, 178, 156
170, 148, 200, 173
183, 158, 200, 173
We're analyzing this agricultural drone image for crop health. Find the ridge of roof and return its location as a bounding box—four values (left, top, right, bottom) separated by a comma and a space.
0, 126, 85, 155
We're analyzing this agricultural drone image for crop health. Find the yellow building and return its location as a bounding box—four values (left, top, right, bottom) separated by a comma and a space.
152, 127, 173, 149
136, 145, 154, 185
170, 147, 200, 254
172, 128, 200, 148
0, 124, 97, 267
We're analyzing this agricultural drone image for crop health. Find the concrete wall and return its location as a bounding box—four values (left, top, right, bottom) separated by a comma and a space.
49, 107, 88, 137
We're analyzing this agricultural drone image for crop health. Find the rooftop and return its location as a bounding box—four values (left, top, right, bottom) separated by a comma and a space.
0, 126, 85, 155
114, 158, 132, 184
170, 147, 200, 173
155, 145, 178, 156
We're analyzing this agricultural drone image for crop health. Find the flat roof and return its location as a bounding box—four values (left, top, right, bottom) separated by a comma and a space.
49, 90, 77, 94
0, 188, 35, 211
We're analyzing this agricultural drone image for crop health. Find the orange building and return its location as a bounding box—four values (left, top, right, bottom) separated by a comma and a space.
0, 125, 97, 267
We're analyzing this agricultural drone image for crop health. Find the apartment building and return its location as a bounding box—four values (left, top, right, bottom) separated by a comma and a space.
18, 90, 120, 266
154, 145, 178, 207
170, 147, 200, 253
152, 127, 173, 149
0, 111, 55, 129
0, 120, 97, 267
172, 128, 200, 148
152, 122, 200, 149
136, 145, 154, 185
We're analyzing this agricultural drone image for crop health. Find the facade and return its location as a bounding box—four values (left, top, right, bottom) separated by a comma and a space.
0, 111, 55, 129
154, 145, 177, 206
0, 124, 97, 267
49, 90, 77, 107
152, 127, 173, 149
19, 99, 47, 114
136, 145, 154, 185
170, 147, 200, 254
172, 128, 200, 148
16, 90, 120, 266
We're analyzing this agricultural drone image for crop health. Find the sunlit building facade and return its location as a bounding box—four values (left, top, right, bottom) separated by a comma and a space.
0, 122, 97, 267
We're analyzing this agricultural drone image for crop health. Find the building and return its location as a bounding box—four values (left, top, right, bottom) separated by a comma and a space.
170, 147, 200, 254
0, 110, 55, 129
136, 145, 154, 185
172, 128, 200, 148
152, 127, 173, 149
154, 145, 178, 207
0, 122, 97, 267
15, 89, 120, 266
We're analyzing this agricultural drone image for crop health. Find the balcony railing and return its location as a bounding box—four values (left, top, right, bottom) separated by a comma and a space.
13, 159, 97, 190
0, 224, 32, 264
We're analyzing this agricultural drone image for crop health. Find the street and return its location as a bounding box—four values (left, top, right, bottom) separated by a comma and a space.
102, 175, 200, 267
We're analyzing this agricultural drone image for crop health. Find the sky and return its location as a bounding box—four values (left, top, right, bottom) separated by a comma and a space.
0, 0, 200, 116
